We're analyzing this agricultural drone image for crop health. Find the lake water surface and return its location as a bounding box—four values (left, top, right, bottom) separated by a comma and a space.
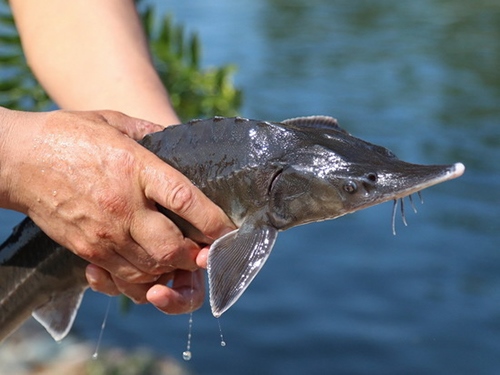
1, 0, 499, 374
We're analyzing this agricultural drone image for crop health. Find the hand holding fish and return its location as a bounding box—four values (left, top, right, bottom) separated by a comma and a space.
0, 108, 234, 314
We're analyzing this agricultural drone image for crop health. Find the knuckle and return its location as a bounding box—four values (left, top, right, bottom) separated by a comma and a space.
73, 242, 102, 262
167, 182, 195, 215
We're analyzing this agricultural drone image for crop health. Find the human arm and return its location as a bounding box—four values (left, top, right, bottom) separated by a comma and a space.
9, 0, 178, 126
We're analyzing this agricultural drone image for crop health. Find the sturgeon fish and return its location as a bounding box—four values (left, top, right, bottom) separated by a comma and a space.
0, 116, 464, 342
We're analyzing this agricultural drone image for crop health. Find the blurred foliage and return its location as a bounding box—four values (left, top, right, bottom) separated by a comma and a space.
0, 0, 242, 120
140, 5, 242, 121
0, 4, 51, 110
87, 348, 190, 375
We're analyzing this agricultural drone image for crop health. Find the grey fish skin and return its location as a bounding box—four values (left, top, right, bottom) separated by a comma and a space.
0, 116, 465, 341
140, 115, 465, 317
0, 218, 87, 342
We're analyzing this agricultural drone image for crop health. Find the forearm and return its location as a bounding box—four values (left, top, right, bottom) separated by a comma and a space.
0, 107, 15, 209
10, 0, 179, 126
0, 106, 44, 211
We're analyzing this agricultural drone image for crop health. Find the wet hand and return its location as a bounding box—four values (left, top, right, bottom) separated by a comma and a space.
86, 264, 205, 314
86, 244, 211, 313
0, 109, 234, 287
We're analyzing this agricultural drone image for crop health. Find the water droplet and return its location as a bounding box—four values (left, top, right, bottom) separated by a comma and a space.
217, 318, 227, 347
182, 272, 195, 361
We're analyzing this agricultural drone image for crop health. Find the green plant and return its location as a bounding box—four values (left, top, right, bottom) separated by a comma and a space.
0, 1, 242, 119
141, 6, 242, 121
0, 4, 51, 110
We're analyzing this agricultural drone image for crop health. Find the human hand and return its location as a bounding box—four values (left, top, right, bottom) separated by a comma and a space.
0, 109, 234, 311
86, 264, 206, 314
85, 243, 211, 314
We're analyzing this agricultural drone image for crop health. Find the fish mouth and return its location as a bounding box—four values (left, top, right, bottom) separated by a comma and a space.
387, 162, 465, 201
383, 162, 465, 235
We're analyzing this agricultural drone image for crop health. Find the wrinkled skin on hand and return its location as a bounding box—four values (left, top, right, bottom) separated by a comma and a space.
0, 109, 234, 314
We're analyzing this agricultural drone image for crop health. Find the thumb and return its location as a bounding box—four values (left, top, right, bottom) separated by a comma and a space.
140, 157, 235, 241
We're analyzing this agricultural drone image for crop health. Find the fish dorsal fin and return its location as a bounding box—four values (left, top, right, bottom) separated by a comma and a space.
282, 115, 348, 134
32, 286, 87, 341
207, 221, 278, 318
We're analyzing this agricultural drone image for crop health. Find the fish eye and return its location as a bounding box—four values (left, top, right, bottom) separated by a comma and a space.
366, 173, 377, 183
343, 181, 358, 194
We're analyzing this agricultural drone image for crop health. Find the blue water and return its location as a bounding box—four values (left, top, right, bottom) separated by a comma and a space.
1, 0, 499, 374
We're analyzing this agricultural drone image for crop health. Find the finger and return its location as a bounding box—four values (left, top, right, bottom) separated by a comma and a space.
110, 271, 179, 304
140, 160, 235, 240
86, 264, 159, 304
86, 264, 173, 304
129, 209, 202, 272
97, 110, 165, 140
146, 270, 205, 314
110, 276, 152, 304
81, 241, 160, 284
81, 223, 181, 280
195, 246, 210, 269
85, 264, 120, 296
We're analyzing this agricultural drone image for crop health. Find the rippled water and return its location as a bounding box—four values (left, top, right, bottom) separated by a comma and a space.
1, 0, 499, 374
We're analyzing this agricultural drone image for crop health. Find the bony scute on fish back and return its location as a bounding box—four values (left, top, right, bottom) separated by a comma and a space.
0, 115, 465, 343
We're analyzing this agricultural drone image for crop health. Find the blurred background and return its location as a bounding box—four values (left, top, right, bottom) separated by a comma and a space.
1, 0, 499, 374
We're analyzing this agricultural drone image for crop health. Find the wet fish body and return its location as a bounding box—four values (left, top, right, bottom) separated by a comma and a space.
0, 116, 465, 342
0, 219, 87, 341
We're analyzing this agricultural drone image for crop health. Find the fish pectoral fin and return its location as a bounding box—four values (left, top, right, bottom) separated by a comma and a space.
32, 286, 87, 341
208, 223, 278, 318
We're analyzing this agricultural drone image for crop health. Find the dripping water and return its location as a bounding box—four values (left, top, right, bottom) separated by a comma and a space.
391, 192, 423, 235
217, 319, 226, 347
92, 297, 112, 359
181, 271, 227, 360
182, 272, 195, 361
182, 312, 193, 361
